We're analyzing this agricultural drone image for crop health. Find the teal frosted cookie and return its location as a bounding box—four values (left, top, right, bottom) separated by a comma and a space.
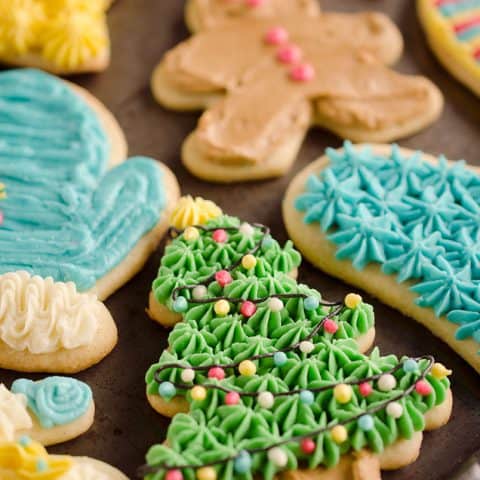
0, 376, 94, 446
284, 141, 480, 373
141, 197, 452, 480
0, 68, 180, 300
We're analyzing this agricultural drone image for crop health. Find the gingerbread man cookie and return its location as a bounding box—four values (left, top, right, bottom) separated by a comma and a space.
141, 197, 452, 480
1, 377, 94, 446
152, 10, 443, 183
0, 0, 113, 74
0, 437, 128, 479
284, 142, 480, 373
185, 0, 320, 32
418, 0, 480, 96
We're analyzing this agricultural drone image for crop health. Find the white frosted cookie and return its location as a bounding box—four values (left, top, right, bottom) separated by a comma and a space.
152, 9, 442, 183
0, 0, 114, 74
0, 68, 180, 304
284, 142, 480, 373
1, 377, 94, 446
0, 437, 128, 479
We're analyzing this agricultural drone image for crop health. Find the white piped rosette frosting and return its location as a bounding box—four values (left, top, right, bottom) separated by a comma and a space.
0, 271, 99, 353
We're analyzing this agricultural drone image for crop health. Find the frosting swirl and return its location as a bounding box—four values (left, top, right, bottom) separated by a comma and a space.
11, 377, 92, 429
170, 196, 223, 229
0, 271, 99, 354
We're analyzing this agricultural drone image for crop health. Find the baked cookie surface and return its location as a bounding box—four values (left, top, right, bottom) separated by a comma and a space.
284, 142, 480, 373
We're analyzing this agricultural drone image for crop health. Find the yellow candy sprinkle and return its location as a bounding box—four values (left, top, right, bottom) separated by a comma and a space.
197, 466, 217, 480
241, 254, 257, 270
333, 384, 353, 404
191, 386, 207, 401
331, 425, 348, 444
183, 226, 199, 241
239, 360, 256, 377
214, 299, 230, 317
344, 293, 362, 309
431, 363, 452, 380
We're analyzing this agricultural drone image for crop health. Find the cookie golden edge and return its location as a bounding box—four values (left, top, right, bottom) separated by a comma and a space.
417, 0, 480, 97
20, 401, 95, 447
283, 144, 480, 374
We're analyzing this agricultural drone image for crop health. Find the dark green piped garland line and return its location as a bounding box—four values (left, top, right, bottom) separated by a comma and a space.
139, 355, 435, 477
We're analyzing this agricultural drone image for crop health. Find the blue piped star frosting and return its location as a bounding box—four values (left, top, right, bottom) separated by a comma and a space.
295, 142, 480, 350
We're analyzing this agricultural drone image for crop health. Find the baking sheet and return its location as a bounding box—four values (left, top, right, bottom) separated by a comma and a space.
1, 1, 479, 478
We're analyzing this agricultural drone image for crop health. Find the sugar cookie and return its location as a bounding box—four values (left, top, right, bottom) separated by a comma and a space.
0, 69, 180, 302
141, 203, 452, 479
418, 0, 480, 96
0, 437, 128, 479
1, 377, 94, 446
0, 272, 117, 373
284, 142, 480, 373
152, 10, 442, 182
185, 0, 320, 32
0, 0, 113, 74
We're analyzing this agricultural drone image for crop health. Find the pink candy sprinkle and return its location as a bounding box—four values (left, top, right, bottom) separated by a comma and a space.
246, 0, 265, 6
212, 228, 228, 243
0, 211, 3, 226
358, 382, 373, 397
277, 44, 302, 64
225, 391, 241, 405
300, 438, 316, 454
264, 26, 289, 46
240, 301, 257, 318
290, 63, 315, 82
215, 270, 232, 287
165, 470, 183, 480
415, 380, 432, 396
208, 367, 226, 380
323, 319, 338, 334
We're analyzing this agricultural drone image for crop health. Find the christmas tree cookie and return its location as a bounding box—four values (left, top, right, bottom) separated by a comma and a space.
284, 142, 480, 373
142, 197, 452, 479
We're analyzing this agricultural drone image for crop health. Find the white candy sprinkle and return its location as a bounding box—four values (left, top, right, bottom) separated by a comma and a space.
192, 285, 207, 300
257, 391, 275, 409
299, 341, 315, 354
181, 368, 195, 383
268, 297, 284, 313
386, 401, 403, 419
377, 374, 397, 392
268, 447, 288, 467
239, 222, 255, 237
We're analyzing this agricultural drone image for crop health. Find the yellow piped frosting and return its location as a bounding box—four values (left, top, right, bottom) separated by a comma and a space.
0, 438, 72, 479
170, 196, 223, 229
0, 0, 44, 56
40, 11, 108, 71
0, 0, 109, 70
0, 183, 6, 200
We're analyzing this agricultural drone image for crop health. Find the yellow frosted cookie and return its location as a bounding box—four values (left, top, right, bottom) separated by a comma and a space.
0, 0, 113, 73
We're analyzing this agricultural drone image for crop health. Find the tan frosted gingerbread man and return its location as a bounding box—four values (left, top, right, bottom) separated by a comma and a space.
152, 8, 444, 183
